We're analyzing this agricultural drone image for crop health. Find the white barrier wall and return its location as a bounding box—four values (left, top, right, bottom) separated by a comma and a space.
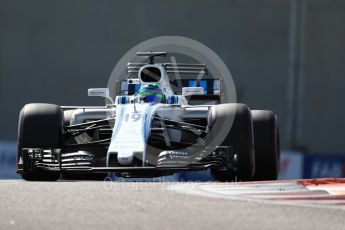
0, 142, 18, 179
278, 151, 304, 180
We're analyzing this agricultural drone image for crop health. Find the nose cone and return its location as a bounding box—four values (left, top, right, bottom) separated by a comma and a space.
117, 151, 134, 165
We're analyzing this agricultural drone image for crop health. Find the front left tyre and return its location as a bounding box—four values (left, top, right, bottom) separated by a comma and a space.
208, 103, 255, 182
17, 103, 63, 181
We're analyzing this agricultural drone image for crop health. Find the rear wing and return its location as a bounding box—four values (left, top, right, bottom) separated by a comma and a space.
127, 63, 208, 75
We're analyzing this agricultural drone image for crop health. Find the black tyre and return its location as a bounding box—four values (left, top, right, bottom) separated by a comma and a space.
17, 103, 63, 181
252, 110, 279, 181
208, 103, 255, 181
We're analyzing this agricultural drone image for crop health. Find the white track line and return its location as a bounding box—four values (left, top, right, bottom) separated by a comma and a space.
169, 180, 345, 210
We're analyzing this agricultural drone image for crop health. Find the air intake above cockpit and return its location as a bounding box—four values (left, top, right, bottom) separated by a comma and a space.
140, 66, 162, 82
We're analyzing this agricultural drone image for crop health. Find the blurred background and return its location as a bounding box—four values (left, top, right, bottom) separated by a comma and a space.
0, 0, 344, 179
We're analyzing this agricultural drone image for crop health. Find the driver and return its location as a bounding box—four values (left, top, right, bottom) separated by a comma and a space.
136, 83, 166, 103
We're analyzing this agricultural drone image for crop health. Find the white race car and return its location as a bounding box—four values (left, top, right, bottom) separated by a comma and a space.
16, 52, 279, 181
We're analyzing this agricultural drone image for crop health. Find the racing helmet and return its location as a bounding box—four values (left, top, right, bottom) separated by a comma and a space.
137, 83, 166, 103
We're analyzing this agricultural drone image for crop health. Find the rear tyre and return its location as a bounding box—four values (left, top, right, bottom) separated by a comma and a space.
17, 103, 63, 181
252, 110, 279, 181
209, 103, 255, 182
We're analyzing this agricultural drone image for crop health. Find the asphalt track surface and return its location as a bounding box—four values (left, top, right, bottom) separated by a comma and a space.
0, 180, 345, 230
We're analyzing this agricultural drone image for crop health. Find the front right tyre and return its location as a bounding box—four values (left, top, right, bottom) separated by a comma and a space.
17, 103, 63, 181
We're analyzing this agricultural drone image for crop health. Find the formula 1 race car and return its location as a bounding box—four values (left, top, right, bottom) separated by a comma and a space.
16, 52, 280, 181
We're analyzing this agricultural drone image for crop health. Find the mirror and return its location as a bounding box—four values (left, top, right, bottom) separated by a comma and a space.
88, 88, 114, 104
